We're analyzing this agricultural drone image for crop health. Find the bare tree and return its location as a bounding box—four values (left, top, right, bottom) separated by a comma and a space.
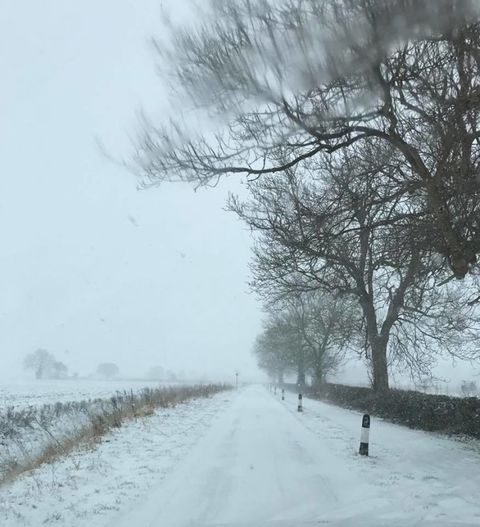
23, 349, 56, 380
231, 147, 480, 391
255, 290, 357, 386
254, 315, 300, 384
96, 363, 120, 380
282, 292, 360, 386
135, 0, 480, 278
51, 361, 68, 380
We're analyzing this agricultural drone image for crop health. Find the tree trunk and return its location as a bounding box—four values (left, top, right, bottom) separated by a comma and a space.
360, 296, 390, 393
296, 368, 305, 388
313, 368, 325, 388
297, 372, 306, 387
296, 347, 306, 388
277, 370, 284, 385
371, 336, 389, 392
313, 353, 325, 387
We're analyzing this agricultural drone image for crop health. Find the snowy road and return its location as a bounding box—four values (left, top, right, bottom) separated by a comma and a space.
110, 385, 480, 526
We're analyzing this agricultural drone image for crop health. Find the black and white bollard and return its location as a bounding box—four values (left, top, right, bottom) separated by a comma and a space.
297, 393, 303, 412
359, 414, 370, 456
282, 389, 285, 401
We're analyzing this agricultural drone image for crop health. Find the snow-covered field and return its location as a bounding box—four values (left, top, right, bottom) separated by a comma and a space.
0, 380, 206, 484
1, 385, 480, 526
0, 390, 228, 526
0, 379, 177, 408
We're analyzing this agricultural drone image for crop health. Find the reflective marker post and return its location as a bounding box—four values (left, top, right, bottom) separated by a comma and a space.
297, 393, 303, 412
359, 414, 370, 456
274, 385, 277, 395
281, 388, 285, 401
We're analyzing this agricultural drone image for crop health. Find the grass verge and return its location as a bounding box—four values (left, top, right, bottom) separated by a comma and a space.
0, 384, 229, 485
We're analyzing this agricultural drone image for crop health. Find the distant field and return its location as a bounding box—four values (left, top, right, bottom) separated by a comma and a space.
0, 379, 179, 408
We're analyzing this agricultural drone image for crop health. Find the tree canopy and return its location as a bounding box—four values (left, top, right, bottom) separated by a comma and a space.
136, 0, 480, 279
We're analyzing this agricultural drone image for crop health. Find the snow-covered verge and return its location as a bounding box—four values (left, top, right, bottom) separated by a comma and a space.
0, 390, 232, 527
0, 384, 226, 484
286, 391, 480, 524
284, 382, 480, 439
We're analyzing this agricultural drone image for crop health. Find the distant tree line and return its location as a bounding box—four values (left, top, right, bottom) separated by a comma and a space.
96, 362, 120, 380
22, 350, 183, 383
23, 349, 69, 380
23, 350, 122, 381
145, 366, 179, 382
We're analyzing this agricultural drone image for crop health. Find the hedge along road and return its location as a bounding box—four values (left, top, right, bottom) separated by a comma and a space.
110, 385, 480, 527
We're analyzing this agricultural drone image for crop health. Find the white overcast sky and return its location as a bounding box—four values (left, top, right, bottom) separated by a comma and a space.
0, 0, 478, 389
0, 0, 264, 382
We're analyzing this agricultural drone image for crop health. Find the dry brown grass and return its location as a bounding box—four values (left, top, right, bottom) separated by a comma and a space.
0, 384, 229, 486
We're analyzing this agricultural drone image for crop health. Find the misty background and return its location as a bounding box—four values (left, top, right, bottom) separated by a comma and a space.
0, 0, 263, 382
1, 0, 478, 389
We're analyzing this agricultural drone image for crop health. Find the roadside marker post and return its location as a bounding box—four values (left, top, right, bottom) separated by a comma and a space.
359, 414, 370, 456
297, 393, 303, 412
281, 389, 285, 401
274, 385, 277, 395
